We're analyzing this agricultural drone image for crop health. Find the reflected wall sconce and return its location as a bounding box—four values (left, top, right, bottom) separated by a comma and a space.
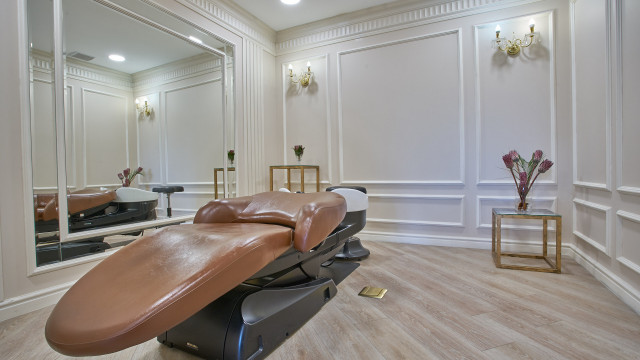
288, 62, 313, 88
135, 97, 152, 117
492, 19, 540, 55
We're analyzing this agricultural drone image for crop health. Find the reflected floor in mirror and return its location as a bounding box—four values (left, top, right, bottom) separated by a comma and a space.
2, 241, 640, 359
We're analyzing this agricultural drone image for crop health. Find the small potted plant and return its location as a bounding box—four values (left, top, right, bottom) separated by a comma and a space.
502, 150, 553, 211
292, 145, 305, 164
117, 166, 143, 187
227, 150, 235, 167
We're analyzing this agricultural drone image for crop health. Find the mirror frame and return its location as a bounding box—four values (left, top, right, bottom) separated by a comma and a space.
23, 0, 236, 274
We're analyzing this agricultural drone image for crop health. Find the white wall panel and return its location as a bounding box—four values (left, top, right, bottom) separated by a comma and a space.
283, 55, 330, 184
82, 89, 128, 187
476, 13, 555, 185
367, 194, 464, 227
31, 79, 57, 190
165, 80, 223, 185
616, 211, 640, 275
477, 196, 557, 229
572, 0, 611, 190
338, 31, 463, 185
573, 198, 611, 255
617, 0, 640, 194
136, 92, 162, 186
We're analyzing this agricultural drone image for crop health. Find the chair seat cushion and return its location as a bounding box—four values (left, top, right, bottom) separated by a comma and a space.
45, 222, 293, 356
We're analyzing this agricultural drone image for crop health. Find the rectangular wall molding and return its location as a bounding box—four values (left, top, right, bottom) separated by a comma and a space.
571, 0, 612, 191
474, 12, 557, 186
573, 198, 612, 256
337, 30, 464, 186
476, 196, 557, 230
367, 194, 464, 228
616, 210, 640, 275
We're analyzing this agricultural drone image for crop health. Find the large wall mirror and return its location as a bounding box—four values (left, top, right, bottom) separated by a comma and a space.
27, 0, 235, 268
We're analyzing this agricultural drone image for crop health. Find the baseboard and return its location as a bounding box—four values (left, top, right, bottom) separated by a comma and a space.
568, 243, 640, 315
0, 281, 74, 323
361, 231, 490, 249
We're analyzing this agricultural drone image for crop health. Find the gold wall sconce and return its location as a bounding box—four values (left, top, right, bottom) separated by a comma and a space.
288, 62, 313, 88
135, 97, 152, 117
492, 19, 540, 55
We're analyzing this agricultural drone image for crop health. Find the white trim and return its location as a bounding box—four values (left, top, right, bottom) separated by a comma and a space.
569, 242, 640, 315
281, 53, 331, 184
366, 194, 464, 228
474, 11, 557, 186
337, 30, 465, 186
162, 78, 222, 186
615, 210, 640, 275
63, 215, 193, 243
571, 0, 612, 191
613, 0, 640, 197
81, 88, 130, 188
276, 0, 544, 54
0, 281, 75, 323
572, 198, 612, 256
180, 0, 275, 53
476, 196, 558, 229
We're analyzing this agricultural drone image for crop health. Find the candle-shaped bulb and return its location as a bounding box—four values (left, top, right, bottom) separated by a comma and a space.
495, 24, 501, 38
135, 99, 140, 105
529, 19, 535, 33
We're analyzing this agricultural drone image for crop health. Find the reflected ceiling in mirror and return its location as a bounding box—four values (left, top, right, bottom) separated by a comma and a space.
29, 0, 230, 74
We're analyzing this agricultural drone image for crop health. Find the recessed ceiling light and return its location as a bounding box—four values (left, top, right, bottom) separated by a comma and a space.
188, 36, 203, 44
108, 54, 125, 62
281, 0, 300, 5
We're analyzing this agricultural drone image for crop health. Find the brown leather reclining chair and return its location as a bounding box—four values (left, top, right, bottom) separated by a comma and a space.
46, 191, 364, 359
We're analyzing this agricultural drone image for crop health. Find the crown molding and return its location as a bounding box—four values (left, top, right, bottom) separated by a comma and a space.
133, 53, 222, 89
181, 0, 276, 53
276, 0, 541, 54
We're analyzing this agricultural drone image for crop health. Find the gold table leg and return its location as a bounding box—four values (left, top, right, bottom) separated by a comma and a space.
270, 168, 274, 191
301, 167, 305, 193
214, 170, 219, 199
316, 167, 320, 192
286, 169, 291, 191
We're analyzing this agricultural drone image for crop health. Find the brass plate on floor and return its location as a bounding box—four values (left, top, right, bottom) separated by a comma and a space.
359, 286, 387, 299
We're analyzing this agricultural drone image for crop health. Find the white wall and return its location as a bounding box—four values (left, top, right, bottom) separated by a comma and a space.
570, 0, 640, 309
275, 0, 568, 246
274, 0, 638, 314
134, 54, 225, 214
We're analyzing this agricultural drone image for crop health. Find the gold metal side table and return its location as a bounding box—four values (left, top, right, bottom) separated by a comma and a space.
213, 167, 235, 199
269, 165, 320, 192
492, 208, 562, 273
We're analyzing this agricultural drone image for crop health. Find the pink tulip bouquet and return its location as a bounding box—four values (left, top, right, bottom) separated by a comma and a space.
502, 150, 553, 211
117, 166, 143, 187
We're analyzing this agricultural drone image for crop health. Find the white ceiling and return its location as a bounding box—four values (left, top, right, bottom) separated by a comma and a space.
230, 0, 416, 31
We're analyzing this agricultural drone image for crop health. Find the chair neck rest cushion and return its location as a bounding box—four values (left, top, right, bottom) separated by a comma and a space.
194, 191, 347, 252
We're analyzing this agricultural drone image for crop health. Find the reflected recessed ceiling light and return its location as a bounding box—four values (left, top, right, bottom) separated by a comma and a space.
281, 0, 300, 4
188, 36, 203, 44
108, 54, 125, 62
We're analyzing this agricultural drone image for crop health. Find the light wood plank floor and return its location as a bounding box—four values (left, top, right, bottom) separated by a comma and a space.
1, 241, 639, 359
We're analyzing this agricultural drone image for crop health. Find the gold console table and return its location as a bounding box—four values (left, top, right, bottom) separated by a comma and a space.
492, 208, 562, 273
269, 165, 320, 193
213, 167, 235, 199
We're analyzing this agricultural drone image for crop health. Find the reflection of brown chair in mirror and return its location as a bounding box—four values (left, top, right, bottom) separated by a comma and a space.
34, 188, 158, 266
